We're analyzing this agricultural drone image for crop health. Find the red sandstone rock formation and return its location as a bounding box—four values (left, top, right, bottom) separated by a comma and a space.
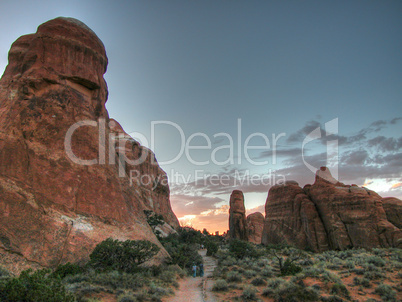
382, 197, 402, 229
262, 167, 402, 251
261, 181, 329, 252
246, 212, 264, 244
229, 190, 248, 240
0, 17, 178, 274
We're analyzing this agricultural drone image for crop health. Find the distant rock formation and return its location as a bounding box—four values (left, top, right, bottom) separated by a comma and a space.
229, 190, 248, 240
0, 17, 178, 274
246, 212, 264, 244
262, 167, 402, 251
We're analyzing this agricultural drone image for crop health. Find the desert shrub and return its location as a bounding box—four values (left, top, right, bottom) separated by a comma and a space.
0, 269, 75, 302
374, 283, 396, 301
212, 279, 229, 291
264, 280, 320, 301
321, 296, 345, 302
148, 283, 170, 297
281, 258, 302, 276
330, 283, 350, 298
251, 277, 266, 286
228, 239, 258, 259
118, 293, 138, 302
144, 210, 164, 229
161, 234, 202, 272
353, 277, 371, 288
344, 259, 355, 269
300, 258, 314, 266
89, 271, 145, 290
366, 256, 386, 267
52, 262, 85, 279
261, 267, 274, 277
226, 271, 242, 283
88, 238, 160, 273
244, 269, 257, 278
158, 270, 177, 284
363, 270, 385, 280
220, 256, 237, 267
241, 285, 257, 301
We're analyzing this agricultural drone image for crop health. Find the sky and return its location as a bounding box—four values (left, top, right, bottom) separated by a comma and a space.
1, 1, 401, 234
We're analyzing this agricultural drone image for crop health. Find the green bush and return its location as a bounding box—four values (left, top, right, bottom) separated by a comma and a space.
265, 280, 320, 301
374, 283, 396, 301
260, 267, 274, 277
251, 277, 266, 286
88, 238, 160, 273
52, 262, 84, 279
206, 240, 218, 256
0, 269, 75, 302
280, 258, 302, 276
353, 277, 371, 288
330, 283, 350, 298
118, 293, 138, 302
225, 271, 242, 283
241, 285, 257, 301
244, 269, 257, 278
228, 239, 258, 259
212, 279, 229, 291
366, 256, 386, 267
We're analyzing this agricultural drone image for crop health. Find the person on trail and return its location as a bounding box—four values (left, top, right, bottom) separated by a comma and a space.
192, 264, 197, 277
199, 263, 204, 277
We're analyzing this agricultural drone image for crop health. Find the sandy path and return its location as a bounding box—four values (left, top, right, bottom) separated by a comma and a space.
164, 249, 217, 302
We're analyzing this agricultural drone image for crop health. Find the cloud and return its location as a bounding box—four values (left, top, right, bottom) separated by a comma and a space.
258, 147, 302, 159
246, 204, 265, 217
341, 150, 369, 166
390, 183, 402, 190
287, 120, 321, 143
367, 136, 402, 152
170, 194, 224, 217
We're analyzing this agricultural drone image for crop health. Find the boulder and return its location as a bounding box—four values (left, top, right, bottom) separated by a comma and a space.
228, 190, 248, 240
246, 212, 264, 244
0, 17, 178, 274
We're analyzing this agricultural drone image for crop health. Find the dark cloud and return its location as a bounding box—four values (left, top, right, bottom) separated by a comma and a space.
390, 117, 402, 124
258, 147, 302, 159
286, 120, 321, 143
341, 150, 369, 166
367, 136, 402, 152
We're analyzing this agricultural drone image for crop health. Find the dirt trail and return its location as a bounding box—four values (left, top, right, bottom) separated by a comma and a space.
164, 249, 217, 302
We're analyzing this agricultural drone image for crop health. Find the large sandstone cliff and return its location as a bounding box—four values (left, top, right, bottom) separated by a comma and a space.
261, 167, 402, 251
0, 17, 178, 274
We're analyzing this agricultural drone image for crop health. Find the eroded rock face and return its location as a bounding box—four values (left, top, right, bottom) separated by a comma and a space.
246, 212, 264, 244
382, 197, 402, 229
261, 181, 329, 252
261, 167, 402, 251
0, 17, 178, 274
229, 190, 248, 240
